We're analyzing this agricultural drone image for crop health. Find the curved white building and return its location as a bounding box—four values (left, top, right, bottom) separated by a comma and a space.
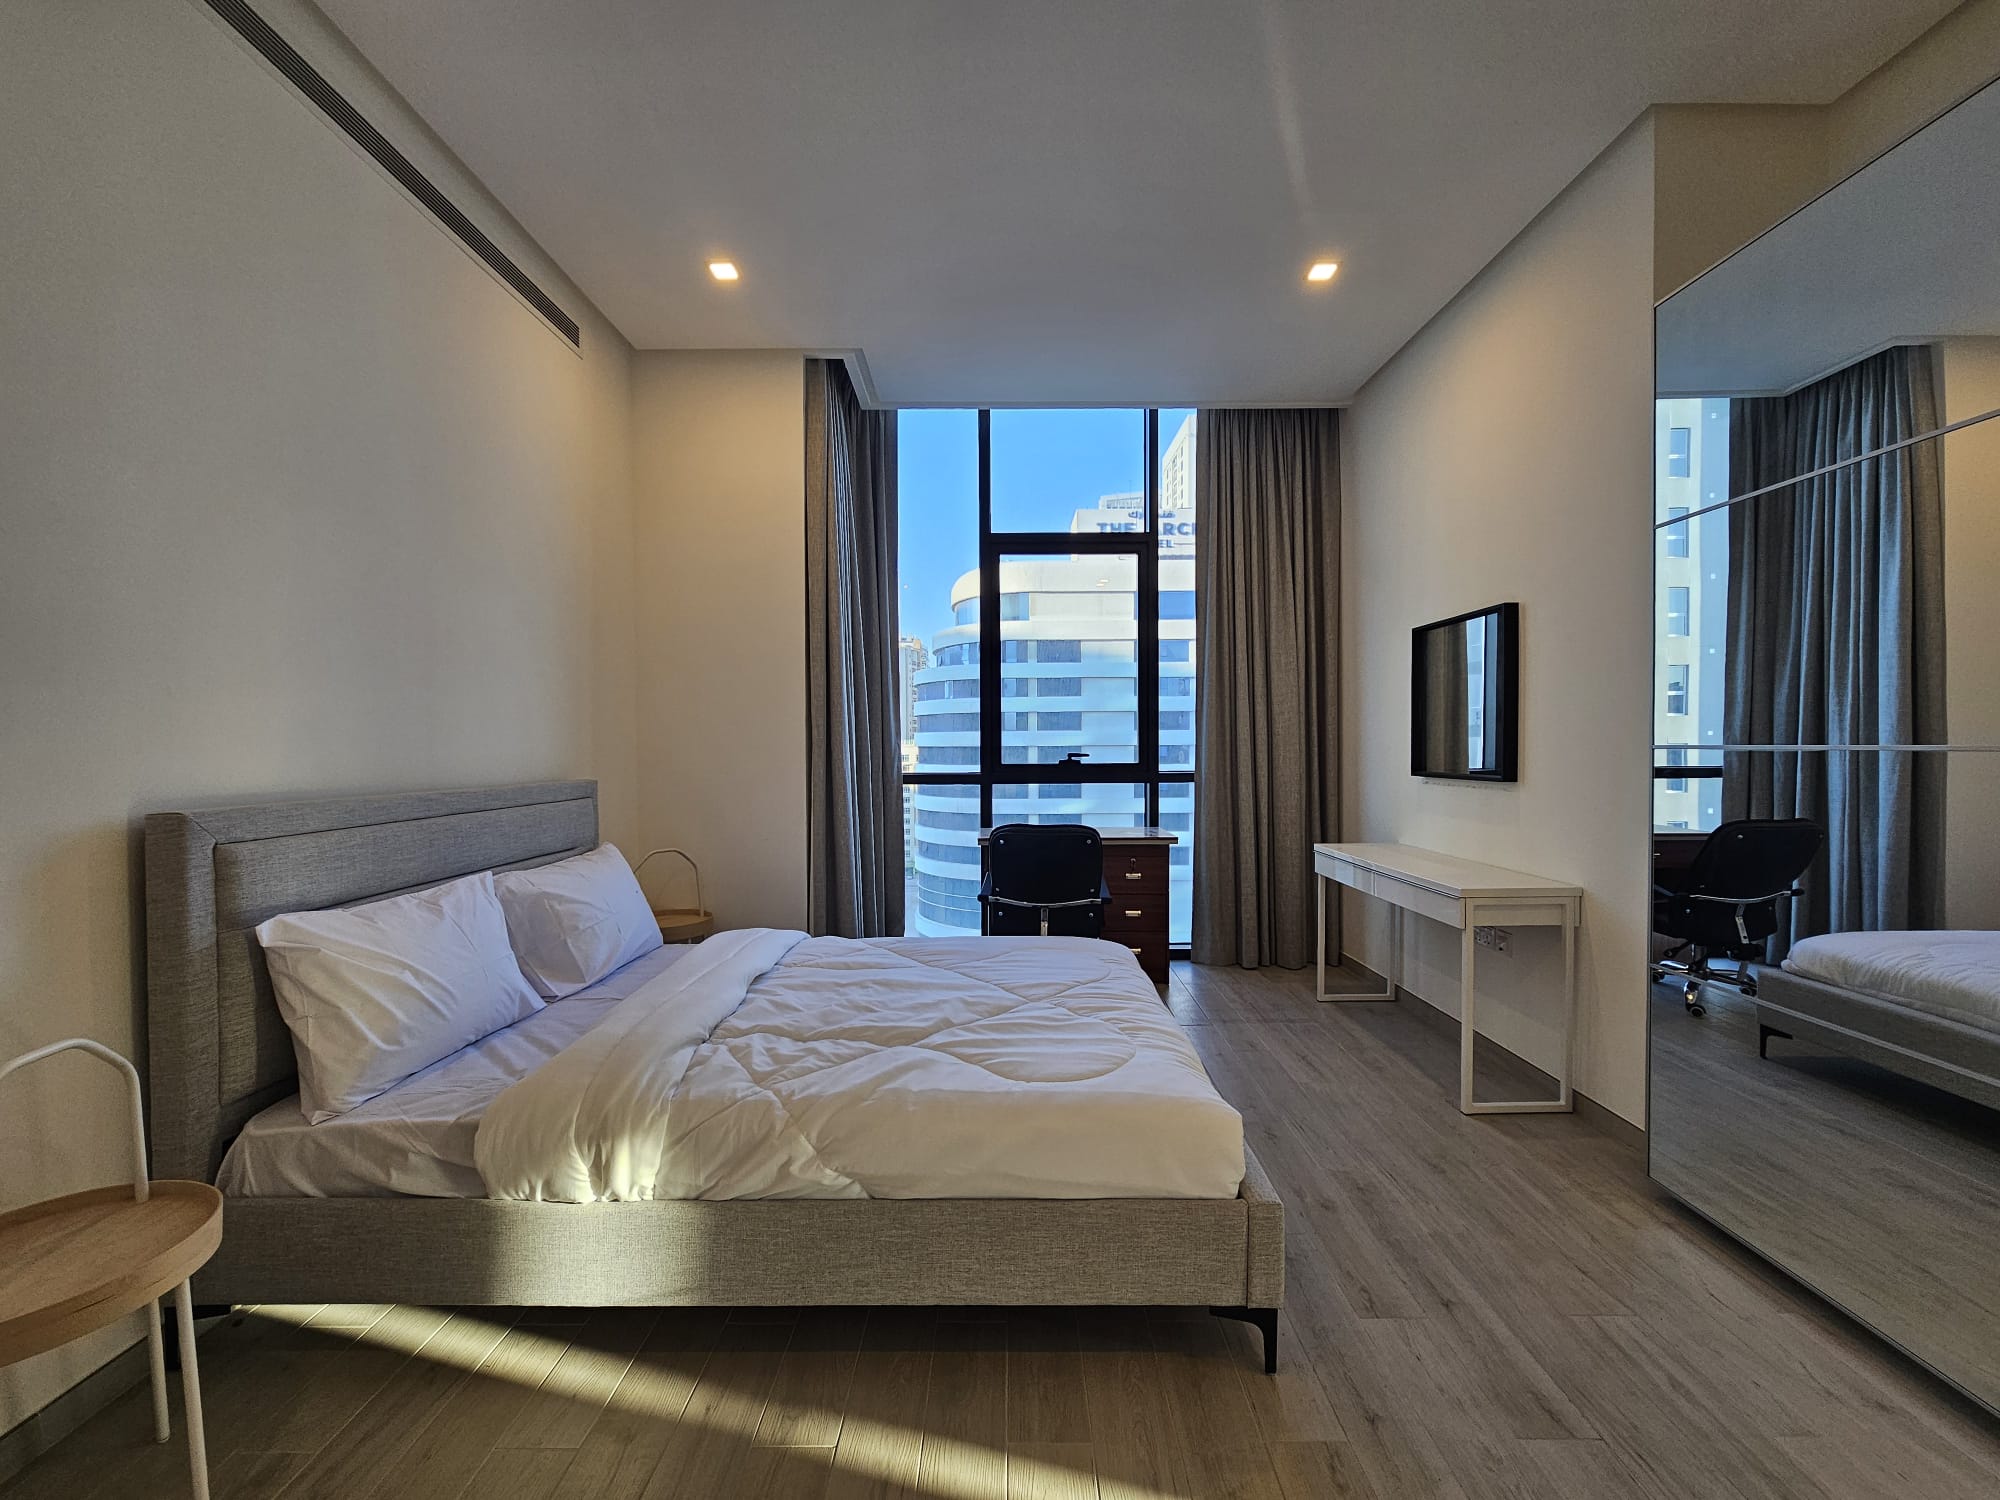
908, 550, 1196, 941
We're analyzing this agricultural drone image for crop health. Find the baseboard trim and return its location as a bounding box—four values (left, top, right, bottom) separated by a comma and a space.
1340, 962, 1645, 1151
0, 1336, 147, 1488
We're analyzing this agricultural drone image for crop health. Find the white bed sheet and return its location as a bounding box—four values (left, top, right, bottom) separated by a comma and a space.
1783, 930, 2000, 1035
217, 945, 689, 1197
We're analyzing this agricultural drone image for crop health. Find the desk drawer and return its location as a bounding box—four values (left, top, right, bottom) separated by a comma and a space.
1317, 851, 1359, 887
1105, 848, 1168, 894
1102, 900, 1165, 936
1115, 935, 1169, 984
1374, 872, 1464, 928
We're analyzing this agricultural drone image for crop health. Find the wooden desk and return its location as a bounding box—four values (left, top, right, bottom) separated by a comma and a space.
978, 827, 1178, 983
1313, 842, 1581, 1115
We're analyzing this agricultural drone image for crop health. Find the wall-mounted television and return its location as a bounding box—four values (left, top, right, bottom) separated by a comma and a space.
1410, 602, 1519, 781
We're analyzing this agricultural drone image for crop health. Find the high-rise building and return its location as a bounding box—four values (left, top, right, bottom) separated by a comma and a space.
897, 635, 929, 750
1160, 411, 1195, 518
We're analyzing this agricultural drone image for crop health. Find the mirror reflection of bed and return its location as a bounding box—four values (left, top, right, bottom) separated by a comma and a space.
1649, 68, 2000, 1417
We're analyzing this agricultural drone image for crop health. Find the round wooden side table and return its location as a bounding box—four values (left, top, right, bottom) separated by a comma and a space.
635, 847, 715, 944
0, 1040, 221, 1499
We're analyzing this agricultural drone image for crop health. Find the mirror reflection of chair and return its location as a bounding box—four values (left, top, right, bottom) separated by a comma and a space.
1651, 818, 1824, 1015
978, 823, 1110, 938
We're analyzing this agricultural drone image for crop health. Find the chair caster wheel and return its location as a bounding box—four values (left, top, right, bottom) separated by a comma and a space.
1682, 981, 1705, 1017
1685, 1000, 1706, 1017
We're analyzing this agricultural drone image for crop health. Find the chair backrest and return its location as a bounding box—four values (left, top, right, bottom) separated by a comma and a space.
1684, 819, 1823, 900
986, 823, 1104, 904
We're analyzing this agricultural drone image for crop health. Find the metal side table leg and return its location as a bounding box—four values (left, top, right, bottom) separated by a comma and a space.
172, 1282, 209, 1500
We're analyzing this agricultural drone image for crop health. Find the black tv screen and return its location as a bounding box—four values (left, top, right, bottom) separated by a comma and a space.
1410, 603, 1519, 781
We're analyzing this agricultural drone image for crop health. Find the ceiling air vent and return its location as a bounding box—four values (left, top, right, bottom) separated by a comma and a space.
202, 0, 582, 347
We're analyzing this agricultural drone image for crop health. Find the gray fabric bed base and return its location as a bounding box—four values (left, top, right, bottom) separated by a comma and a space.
1756, 966, 2000, 1112
145, 780, 1285, 1322
197, 1147, 1285, 1310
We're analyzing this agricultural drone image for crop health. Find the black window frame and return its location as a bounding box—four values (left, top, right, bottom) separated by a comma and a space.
900, 408, 1195, 930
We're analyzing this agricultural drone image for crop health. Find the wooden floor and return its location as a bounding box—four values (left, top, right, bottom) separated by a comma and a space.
8, 962, 2000, 1500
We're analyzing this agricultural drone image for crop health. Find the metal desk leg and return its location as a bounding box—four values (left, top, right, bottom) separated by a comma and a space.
1315, 872, 1327, 1001
1459, 903, 1479, 1111
1319, 882, 1398, 1003
1461, 896, 1579, 1116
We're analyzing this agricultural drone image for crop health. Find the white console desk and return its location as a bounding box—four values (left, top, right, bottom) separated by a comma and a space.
1314, 843, 1581, 1115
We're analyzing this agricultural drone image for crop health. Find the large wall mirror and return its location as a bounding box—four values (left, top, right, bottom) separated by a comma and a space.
1652, 77, 2000, 1414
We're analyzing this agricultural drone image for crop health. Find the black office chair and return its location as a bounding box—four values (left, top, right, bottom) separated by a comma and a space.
978, 823, 1110, 938
1651, 818, 1823, 1016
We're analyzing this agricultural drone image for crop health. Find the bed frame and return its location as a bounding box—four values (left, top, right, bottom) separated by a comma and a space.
143, 781, 1285, 1369
1756, 965, 2000, 1112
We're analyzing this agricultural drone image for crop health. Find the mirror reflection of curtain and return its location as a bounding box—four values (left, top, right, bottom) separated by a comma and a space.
1425, 626, 1471, 774
1723, 345, 1946, 948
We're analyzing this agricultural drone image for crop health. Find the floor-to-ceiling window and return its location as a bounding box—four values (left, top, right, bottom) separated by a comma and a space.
1653, 397, 1730, 831
899, 408, 1197, 943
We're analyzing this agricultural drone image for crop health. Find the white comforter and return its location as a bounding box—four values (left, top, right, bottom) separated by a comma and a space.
474, 929, 1244, 1202
1784, 929, 2000, 1035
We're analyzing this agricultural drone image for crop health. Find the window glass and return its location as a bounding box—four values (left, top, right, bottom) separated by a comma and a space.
997, 554, 1139, 766
1655, 398, 1728, 818
1160, 780, 1195, 944
1664, 505, 1690, 558
1667, 426, 1692, 477
900, 411, 980, 778
991, 409, 1144, 532
898, 407, 1205, 949
904, 782, 980, 936
1665, 665, 1689, 715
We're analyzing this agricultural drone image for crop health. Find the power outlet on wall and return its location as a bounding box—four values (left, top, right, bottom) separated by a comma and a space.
1473, 926, 1510, 954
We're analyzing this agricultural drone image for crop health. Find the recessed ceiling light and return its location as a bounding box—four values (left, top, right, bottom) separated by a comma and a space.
708, 260, 740, 282
1306, 260, 1339, 283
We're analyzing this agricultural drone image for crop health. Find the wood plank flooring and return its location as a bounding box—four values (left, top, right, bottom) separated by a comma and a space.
7, 962, 2000, 1499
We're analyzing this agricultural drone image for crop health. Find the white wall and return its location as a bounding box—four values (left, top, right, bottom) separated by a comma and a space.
630, 352, 809, 930
1340, 122, 1659, 1124
1937, 339, 2000, 929
0, 0, 637, 1433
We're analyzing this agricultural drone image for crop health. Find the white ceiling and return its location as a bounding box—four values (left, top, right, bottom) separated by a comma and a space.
315, 0, 1956, 406
1658, 77, 2000, 397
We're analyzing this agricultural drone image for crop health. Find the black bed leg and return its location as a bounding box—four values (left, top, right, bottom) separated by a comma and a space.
1758, 1023, 1792, 1059
1209, 1306, 1279, 1373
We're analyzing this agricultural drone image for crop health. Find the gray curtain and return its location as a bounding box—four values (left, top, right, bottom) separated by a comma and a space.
1192, 409, 1341, 969
1723, 344, 1946, 946
805, 359, 902, 937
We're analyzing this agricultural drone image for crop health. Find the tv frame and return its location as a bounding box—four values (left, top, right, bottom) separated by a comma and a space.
1409, 601, 1520, 783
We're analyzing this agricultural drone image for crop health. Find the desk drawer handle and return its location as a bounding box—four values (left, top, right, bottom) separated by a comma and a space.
1122, 871, 1143, 880
1128, 945, 1145, 956
1123, 909, 1144, 918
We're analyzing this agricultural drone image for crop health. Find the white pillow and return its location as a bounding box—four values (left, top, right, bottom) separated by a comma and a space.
256, 871, 543, 1123
492, 843, 664, 999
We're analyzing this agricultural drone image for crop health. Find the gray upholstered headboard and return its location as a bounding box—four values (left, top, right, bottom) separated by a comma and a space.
144, 780, 598, 1182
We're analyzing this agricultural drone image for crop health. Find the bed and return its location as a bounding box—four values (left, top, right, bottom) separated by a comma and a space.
144, 780, 1285, 1367
1755, 930, 2000, 1111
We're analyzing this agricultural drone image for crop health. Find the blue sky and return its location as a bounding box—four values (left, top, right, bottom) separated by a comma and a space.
897, 409, 1181, 649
